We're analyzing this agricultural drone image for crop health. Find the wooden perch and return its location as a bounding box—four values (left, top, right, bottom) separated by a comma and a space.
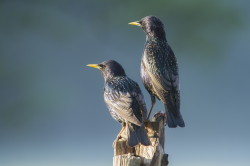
113, 112, 168, 166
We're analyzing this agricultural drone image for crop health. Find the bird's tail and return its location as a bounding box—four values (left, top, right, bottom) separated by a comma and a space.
164, 104, 185, 128
126, 122, 151, 147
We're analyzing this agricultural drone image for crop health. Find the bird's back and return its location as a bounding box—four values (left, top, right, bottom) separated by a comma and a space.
104, 76, 147, 126
142, 39, 179, 103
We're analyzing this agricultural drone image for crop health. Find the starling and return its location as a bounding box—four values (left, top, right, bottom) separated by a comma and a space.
87, 60, 150, 147
129, 16, 185, 128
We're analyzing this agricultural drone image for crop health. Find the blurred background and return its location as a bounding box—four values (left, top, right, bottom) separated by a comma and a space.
0, 0, 250, 165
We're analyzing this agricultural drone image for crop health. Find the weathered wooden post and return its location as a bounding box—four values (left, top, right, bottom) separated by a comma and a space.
113, 112, 169, 166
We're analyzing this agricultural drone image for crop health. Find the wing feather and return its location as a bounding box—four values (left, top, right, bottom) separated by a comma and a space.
143, 43, 180, 104
104, 77, 147, 126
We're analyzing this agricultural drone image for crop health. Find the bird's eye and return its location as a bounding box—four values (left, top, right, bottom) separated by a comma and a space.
99, 64, 105, 68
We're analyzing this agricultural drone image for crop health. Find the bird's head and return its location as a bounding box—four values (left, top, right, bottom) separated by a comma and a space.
129, 16, 166, 39
87, 60, 126, 81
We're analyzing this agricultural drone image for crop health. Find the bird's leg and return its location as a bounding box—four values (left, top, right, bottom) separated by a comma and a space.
113, 122, 126, 148
117, 122, 126, 140
147, 95, 156, 120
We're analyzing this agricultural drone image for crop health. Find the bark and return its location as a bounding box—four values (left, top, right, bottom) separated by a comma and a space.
113, 112, 168, 166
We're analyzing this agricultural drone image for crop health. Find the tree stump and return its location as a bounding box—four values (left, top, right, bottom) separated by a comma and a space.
113, 112, 168, 166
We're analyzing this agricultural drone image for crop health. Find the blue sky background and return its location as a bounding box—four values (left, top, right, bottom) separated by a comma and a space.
0, 0, 250, 165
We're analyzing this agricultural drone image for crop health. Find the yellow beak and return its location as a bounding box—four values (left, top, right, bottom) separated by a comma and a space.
86, 64, 101, 69
128, 21, 141, 26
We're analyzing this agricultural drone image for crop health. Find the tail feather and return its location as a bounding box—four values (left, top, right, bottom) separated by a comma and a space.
164, 104, 185, 128
127, 122, 150, 147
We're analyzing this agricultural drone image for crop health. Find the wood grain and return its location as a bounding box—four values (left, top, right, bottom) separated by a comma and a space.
113, 112, 168, 166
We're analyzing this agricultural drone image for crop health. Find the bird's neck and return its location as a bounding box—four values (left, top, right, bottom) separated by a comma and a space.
146, 35, 168, 49
104, 75, 125, 82
146, 30, 167, 41
146, 34, 167, 43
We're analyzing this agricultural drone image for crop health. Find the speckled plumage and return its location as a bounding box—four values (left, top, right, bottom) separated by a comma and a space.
130, 16, 185, 128
104, 76, 147, 126
88, 60, 150, 146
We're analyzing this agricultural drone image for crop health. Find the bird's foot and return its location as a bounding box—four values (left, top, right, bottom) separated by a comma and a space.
117, 135, 122, 140
152, 111, 167, 124
112, 135, 124, 147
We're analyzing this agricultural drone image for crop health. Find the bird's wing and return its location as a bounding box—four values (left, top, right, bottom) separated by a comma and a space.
104, 78, 146, 126
143, 45, 180, 104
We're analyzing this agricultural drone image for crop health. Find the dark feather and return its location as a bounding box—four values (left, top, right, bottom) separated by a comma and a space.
126, 122, 150, 147
89, 60, 150, 146
137, 16, 185, 127
104, 76, 147, 126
